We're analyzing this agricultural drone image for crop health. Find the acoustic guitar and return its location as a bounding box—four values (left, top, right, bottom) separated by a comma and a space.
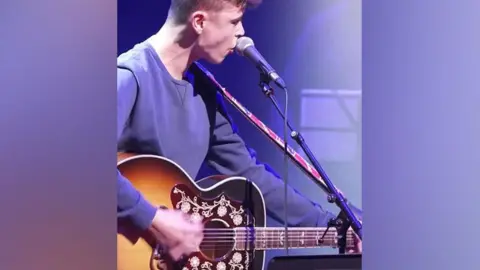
117, 153, 358, 270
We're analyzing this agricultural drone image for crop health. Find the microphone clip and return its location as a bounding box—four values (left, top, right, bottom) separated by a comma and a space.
259, 72, 275, 97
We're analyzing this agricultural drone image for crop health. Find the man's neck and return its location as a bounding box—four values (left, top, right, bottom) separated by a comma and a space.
148, 22, 198, 80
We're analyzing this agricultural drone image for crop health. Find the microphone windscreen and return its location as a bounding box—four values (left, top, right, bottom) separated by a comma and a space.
235, 36, 255, 56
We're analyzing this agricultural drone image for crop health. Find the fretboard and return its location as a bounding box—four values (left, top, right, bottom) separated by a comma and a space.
233, 227, 354, 250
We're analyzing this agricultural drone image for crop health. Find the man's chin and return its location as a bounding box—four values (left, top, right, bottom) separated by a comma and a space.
209, 58, 225, 65
204, 54, 228, 65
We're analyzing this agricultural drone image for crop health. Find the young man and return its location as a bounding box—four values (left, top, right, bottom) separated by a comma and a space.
117, 0, 360, 260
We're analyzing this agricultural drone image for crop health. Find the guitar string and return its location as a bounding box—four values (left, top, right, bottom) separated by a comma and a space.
195, 234, 356, 249
196, 243, 356, 249
199, 236, 345, 239
198, 234, 345, 238
198, 239, 354, 244
199, 230, 341, 233
188, 239, 357, 250
199, 234, 344, 236
187, 242, 355, 253
199, 229, 351, 233
196, 235, 342, 239
198, 239, 356, 247
199, 231, 341, 234
194, 237, 355, 244
198, 234, 349, 237
200, 228, 355, 231
198, 235, 343, 239
195, 230, 350, 237
197, 242, 354, 248
190, 229, 352, 242
198, 229, 351, 232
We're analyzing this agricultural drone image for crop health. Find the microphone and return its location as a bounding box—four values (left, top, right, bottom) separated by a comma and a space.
235, 36, 287, 89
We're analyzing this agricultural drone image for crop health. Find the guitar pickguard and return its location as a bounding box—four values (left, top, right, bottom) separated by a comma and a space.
164, 183, 255, 270
173, 185, 248, 226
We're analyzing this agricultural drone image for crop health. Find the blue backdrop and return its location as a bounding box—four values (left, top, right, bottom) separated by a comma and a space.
118, 0, 361, 261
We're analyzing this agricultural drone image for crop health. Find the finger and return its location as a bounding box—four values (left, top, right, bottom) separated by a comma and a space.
170, 243, 196, 260
183, 222, 204, 235
184, 241, 201, 253
193, 234, 203, 249
196, 231, 204, 242
171, 243, 195, 259
180, 211, 204, 225
180, 232, 202, 248
169, 245, 184, 261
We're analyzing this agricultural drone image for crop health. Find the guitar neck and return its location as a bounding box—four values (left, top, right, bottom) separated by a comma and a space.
234, 227, 352, 250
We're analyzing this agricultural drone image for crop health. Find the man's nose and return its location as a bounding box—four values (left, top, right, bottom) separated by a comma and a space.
237, 22, 245, 37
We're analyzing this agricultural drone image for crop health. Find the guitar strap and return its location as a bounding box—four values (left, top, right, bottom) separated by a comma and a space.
191, 62, 343, 196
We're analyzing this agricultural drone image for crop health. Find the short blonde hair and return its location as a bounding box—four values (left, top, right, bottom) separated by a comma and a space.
168, 0, 262, 24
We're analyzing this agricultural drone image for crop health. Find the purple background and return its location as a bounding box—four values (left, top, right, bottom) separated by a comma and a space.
1, 0, 479, 269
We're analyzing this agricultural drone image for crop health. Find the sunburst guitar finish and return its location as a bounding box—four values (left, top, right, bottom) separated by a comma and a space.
117, 154, 356, 270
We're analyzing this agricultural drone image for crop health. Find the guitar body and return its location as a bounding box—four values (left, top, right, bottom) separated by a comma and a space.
117, 154, 267, 270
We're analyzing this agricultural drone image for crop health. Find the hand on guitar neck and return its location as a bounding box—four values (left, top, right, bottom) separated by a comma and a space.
147, 208, 204, 261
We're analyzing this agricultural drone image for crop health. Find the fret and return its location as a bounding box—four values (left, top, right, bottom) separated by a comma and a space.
300, 231, 305, 246
262, 230, 266, 249
279, 230, 284, 247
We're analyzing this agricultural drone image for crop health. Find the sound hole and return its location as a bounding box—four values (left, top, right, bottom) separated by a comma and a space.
200, 220, 234, 261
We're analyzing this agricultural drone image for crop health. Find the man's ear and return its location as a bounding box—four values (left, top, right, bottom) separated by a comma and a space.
191, 11, 208, 34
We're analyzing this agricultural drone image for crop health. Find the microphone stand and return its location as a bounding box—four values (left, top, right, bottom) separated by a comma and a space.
258, 73, 363, 253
